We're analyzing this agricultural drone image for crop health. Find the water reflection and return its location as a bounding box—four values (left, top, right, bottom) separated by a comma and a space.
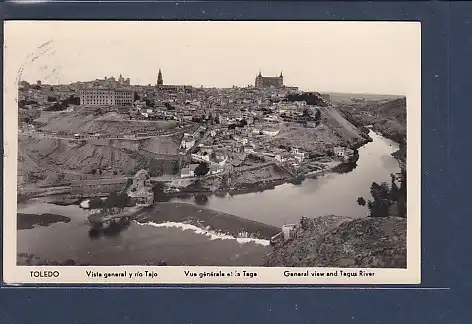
194, 194, 209, 206
331, 162, 358, 174
87, 218, 131, 239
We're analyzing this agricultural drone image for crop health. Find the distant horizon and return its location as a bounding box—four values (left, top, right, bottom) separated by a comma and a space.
19, 76, 406, 98
6, 21, 420, 96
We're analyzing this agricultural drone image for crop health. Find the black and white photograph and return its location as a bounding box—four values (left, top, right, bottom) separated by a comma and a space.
4, 21, 420, 283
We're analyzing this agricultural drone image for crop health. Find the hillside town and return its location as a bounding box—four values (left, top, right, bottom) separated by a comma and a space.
18, 69, 371, 209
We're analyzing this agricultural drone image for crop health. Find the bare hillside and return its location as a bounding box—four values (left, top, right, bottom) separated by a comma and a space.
18, 135, 180, 186
273, 105, 370, 153
34, 111, 178, 135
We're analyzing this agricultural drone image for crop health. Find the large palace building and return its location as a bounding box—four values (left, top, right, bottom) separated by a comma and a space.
255, 71, 284, 88
79, 88, 134, 106
79, 74, 134, 107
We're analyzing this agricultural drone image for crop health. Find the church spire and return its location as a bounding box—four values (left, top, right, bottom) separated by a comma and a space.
157, 68, 163, 86
280, 71, 283, 77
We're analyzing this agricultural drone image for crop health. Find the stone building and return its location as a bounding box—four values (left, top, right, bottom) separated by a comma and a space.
255, 71, 284, 88
70, 178, 128, 196
79, 87, 134, 106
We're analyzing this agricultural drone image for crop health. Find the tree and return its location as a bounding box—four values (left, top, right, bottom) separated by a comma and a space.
363, 171, 407, 218
194, 194, 209, 206
194, 162, 210, 177
367, 182, 391, 217
357, 197, 366, 206
314, 109, 321, 121
397, 169, 407, 218
389, 173, 399, 200
103, 191, 119, 209
145, 99, 155, 107
88, 197, 103, 209
300, 216, 311, 230
238, 119, 248, 127
116, 192, 129, 210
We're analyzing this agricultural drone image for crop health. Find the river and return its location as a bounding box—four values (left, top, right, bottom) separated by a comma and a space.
169, 130, 400, 227
16, 130, 399, 265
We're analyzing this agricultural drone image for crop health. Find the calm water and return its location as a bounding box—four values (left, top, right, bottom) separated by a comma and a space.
169, 130, 400, 227
17, 202, 269, 266
16, 130, 399, 265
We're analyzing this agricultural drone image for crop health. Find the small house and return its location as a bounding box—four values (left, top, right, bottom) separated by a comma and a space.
180, 164, 199, 179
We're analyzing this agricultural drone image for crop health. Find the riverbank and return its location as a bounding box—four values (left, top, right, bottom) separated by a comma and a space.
162, 160, 346, 199
18, 212, 71, 230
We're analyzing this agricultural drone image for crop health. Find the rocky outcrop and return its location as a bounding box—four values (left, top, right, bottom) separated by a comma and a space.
272, 104, 370, 155
264, 216, 406, 268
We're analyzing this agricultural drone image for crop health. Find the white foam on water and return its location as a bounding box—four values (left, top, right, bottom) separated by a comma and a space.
135, 221, 271, 246
79, 200, 89, 208
80, 197, 107, 209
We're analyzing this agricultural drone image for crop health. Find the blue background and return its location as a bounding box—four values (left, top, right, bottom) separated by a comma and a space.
1, 1, 471, 323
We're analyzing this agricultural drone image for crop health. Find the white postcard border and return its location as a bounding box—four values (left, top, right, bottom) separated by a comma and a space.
3, 21, 421, 285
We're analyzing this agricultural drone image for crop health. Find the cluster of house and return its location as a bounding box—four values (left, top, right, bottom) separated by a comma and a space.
177, 118, 355, 179
178, 121, 312, 179
18, 80, 76, 107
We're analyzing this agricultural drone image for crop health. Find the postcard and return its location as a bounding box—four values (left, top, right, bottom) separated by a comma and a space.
3, 21, 420, 284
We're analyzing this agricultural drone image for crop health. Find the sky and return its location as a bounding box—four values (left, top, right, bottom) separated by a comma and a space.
4, 21, 420, 95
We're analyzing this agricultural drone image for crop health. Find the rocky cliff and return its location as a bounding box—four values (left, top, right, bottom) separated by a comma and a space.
264, 216, 406, 268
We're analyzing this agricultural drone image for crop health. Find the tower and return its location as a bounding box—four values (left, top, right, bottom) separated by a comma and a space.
157, 69, 163, 87
279, 71, 284, 87
255, 70, 263, 88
